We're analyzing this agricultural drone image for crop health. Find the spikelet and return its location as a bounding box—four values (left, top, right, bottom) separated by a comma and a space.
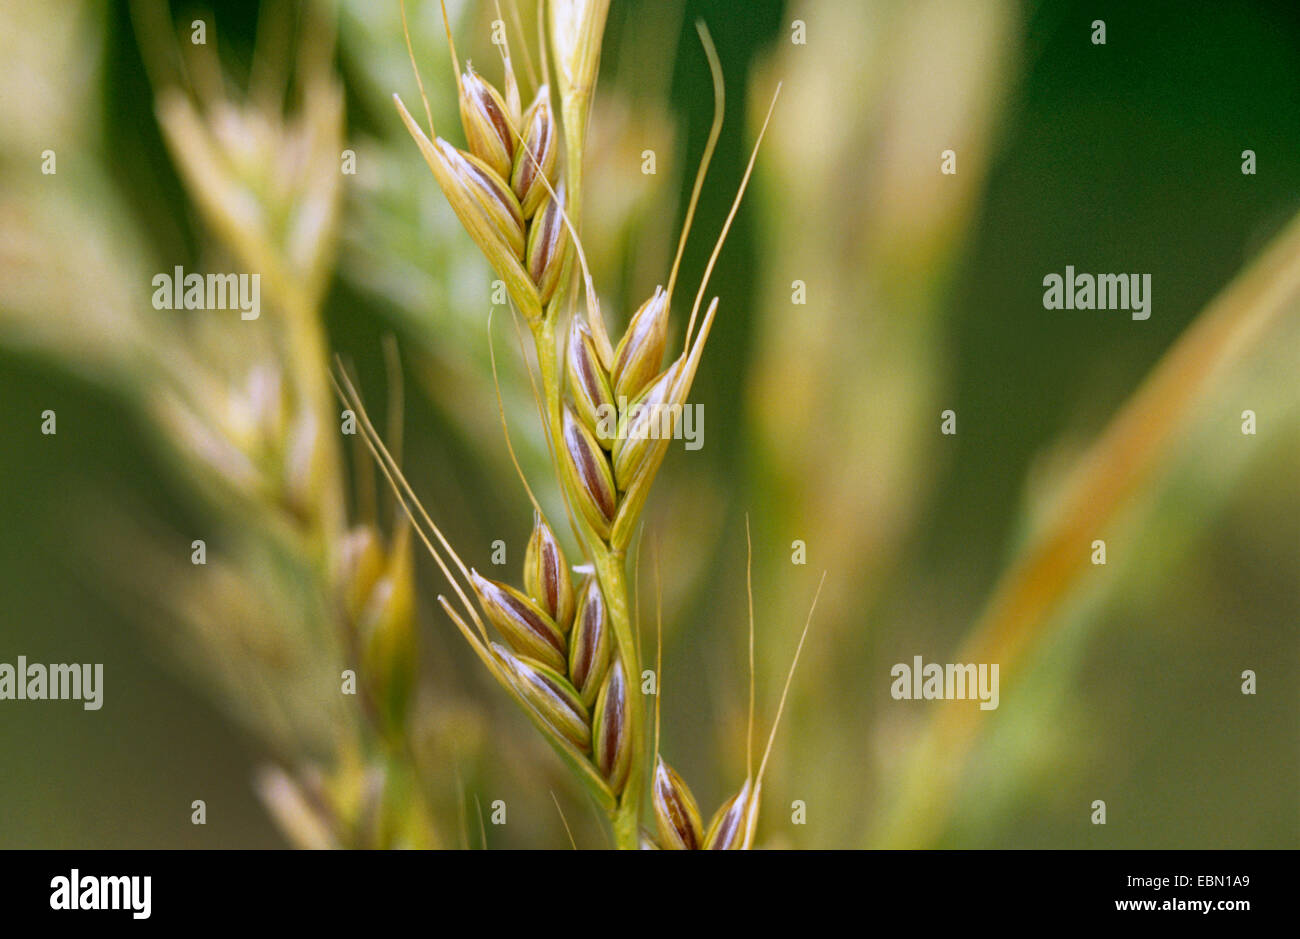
611, 359, 685, 491
652, 757, 704, 850
459, 63, 516, 179
469, 569, 568, 673
567, 576, 612, 707
394, 95, 542, 320
440, 142, 526, 260
525, 188, 568, 307
565, 314, 616, 449
339, 523, 416, 735
397, 25, 566, 322
512, 86, 558, 219
523, 512, 575, 631
610, 286, 669, 402
558, 288, 721, 548
561, 405, 617, 538
703, 779, 756, 850
492, 643, 591, 752
592, 657, 632, 793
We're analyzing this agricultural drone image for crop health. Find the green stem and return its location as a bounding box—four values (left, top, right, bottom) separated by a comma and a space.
593, 547, 643, 849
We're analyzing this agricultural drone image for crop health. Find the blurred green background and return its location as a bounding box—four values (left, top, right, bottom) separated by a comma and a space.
1, 0, 1296, 848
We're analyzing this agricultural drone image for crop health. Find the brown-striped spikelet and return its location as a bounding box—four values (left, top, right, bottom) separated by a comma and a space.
704, 779, 756, 850
470, 569, 568, 673
593, 657, 632, 792
652, 757, 704, 850
567, 576, 612, 707
523, 512, 575, 632
492, 643, 591, 752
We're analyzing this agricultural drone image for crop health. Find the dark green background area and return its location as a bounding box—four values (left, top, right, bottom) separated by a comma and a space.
1, 0, 1296, 847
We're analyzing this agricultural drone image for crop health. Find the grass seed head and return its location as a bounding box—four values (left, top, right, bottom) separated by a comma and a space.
386, 3, 790, 848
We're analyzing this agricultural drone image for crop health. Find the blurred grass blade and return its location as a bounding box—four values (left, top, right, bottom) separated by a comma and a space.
874, 210, 1300, 847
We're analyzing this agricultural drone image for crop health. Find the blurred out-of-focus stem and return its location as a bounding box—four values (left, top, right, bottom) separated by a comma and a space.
875, 209, 1300, 847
